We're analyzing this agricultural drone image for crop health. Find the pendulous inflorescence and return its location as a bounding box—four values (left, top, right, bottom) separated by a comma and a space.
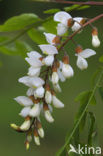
10, 11, 100, 149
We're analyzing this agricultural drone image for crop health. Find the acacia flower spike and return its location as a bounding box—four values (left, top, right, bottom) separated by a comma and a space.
11, 11, 101, 150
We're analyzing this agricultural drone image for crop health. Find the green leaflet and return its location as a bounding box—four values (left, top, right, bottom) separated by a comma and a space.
64, 5, 80, 12
77, 5, 90, 10
28, 28, 47, 44
44, 8, 60, 14
0, 13, 40, 32
88, 112, 96, 146
99, 87, 103, 101
99, 55, 103, 63
0, 36, 32, 57
43, 17, 58, 34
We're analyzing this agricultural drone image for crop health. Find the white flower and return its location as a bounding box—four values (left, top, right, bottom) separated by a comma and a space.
72, 17, 83, 32
42, 55, 54, 66
26, 88, 35, 96
92, 35, 100, 47
19, 107, 31, 118
62, 64, 74, 78
54, 11, 72, 26
57, 62, 66, 82
45, 90, 52, 104
52, 95, 64, 108
44, 110, 54, 123
53, 83, 61, 92
57, 23, 68, 36
44, 32, 56, 45
34, 86, 45, 98
28, 67, 40, 77
75, 48, 96, 70
39, 44, 58, 55
29, 103, 40, 117
19, 76, 45, 88
54, 11, 73, 36
38, 128, 44, 138
14, 96, 33, 106
20, 119, 31, 131
76, 55, 88, 70
34, 136, 40, 146
51, 72, 59, 84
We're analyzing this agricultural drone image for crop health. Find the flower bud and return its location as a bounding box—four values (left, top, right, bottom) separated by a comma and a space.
43, 103, 54, 123
92, 28, 100, 47
25, 140, 30, 150
10, 123, 20, 131
52, 92, 64, 108
42, 55, 54, 66
34, 129, 40, 146
20, 116, 31, 131
53, 83, 61, 92
36, 120, 44, 138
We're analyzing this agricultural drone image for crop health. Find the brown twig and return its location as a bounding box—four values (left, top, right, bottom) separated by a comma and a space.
54, 0, 103, 6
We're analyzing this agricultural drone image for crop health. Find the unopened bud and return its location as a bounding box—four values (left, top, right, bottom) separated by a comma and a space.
75, 45, 83, 54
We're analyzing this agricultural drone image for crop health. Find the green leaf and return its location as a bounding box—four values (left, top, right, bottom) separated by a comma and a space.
64, 4, 80, 12
88, 112, 96, 146
0, 36, 32, 56
43, 17, 58, 34
91, 67, 102, 87
44, 8, 60, 14
0, 13, 40, 32
99, 55, 103, 63
75, 91, 96, 106
28, 28, 47, 44
77, 5, 90, 10
99, 87, 103, 101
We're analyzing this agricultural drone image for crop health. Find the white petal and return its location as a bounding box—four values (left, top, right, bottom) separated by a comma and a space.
52, 95, 64, 108
38, 128, 44, 138
29, 103, 40, 117
34, 86, 45, 98
39, 44, 58, 55
43, 55, 54, 66
19, 107, 31, 118
77, 56, 88, 70
44, 32, 56, 45
79, 49, 96, 58
92, 35, 100, 47
57, 69, 66, 82
19, 76, 45, 88
51, 72, 59, 84
53, 83, 62, 92
72, 17, 83, 32
57, 23, 68, 36
25, 57, 42, 67
14, 96, 33, 106
54, 11, 72, 26
26, 88, 35, 96
44, 110, 54, 123
62, 64, 74, 78
28, 67, 40, 77
27, 51, 42, 58
20, 120, 31, 131
34, 136, 40, 146
45, 91, 52, 104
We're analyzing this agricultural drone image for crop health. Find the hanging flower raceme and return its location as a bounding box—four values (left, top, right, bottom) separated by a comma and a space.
11, 10, 100, 150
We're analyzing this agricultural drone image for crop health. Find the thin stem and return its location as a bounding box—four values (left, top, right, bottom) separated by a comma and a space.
54, 0, 103, 6
56, 70, 103, 156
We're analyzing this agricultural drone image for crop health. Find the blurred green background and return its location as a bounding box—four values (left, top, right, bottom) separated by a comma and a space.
0, 0, 103, 156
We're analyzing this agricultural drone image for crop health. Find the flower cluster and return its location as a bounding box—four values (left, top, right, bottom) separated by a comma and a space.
11, 11, 100, 149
